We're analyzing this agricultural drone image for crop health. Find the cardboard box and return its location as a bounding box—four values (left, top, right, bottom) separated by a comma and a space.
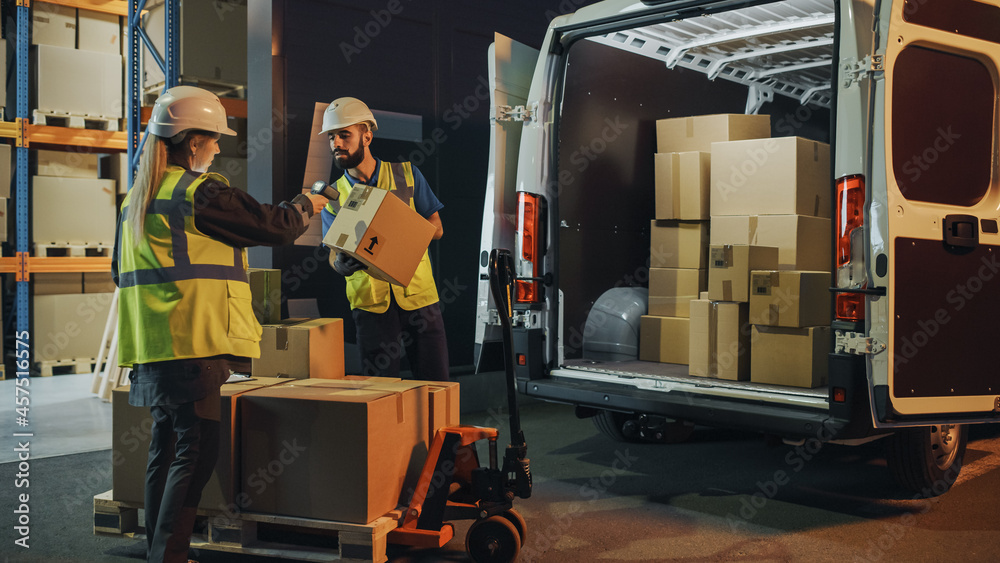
34, 273, 84, 295
240, 382, 429, 523
749, 270, 831, 328
37, 149, 100, 178
689, 300, 750, 380
656, 114, 771, 154
710, 214, 832, 271
252, 318, 345, 379
708, 245, 779, 303
751, 326, 830, 387
639, 315, 689, 364
650, 220, 709, 269
323, 185, 436, 287
711, 137, 831, 218
33, 292, 114, 362
111, 377, 289, 507
36, 45, 124, 118
0, 198, 7, 243
648, 267, 706, 318
105, 152, 133, 194
654, 151, 711, 220
247, 268, 281, 325
32, 176, 117, 246
0, 144, 11, 198
78, 9, 121, 54
32, 1, 76, 48
84, 272, 116, 293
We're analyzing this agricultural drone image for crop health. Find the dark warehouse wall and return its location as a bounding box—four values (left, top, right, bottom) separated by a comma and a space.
268, 0, 600, 373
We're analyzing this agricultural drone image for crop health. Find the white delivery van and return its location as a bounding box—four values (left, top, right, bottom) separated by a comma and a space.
476, 0, 1000, 494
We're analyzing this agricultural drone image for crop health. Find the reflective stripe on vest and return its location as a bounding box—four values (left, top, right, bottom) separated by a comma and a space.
117, 168, 260, 366
332, 161, 439, 313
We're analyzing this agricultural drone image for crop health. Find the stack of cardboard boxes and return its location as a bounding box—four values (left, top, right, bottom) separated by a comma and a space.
643, 114, 833, 388
641, 114, 770, 365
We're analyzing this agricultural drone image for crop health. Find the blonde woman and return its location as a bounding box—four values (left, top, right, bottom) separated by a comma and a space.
112, 86, 325, 563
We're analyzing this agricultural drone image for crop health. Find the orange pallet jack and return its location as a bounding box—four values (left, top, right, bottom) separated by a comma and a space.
388, 249, 532, 562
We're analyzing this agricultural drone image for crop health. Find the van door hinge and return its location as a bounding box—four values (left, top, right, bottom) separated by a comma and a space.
842, 54, 884, 87
495, 103, 534, 123
835, 331, 885, 355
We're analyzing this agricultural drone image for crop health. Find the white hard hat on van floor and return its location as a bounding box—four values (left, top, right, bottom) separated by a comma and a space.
320, 97, 378, 135
147, 85, 237, 139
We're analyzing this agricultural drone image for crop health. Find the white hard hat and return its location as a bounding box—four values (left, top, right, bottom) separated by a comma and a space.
319, 97, 378, 135
147, 85, 237, 139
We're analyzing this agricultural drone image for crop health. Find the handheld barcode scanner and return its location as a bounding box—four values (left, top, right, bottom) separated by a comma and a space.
311, 180, 340, 213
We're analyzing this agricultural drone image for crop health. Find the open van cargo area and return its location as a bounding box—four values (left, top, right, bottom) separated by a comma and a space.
552, 0, 837, 403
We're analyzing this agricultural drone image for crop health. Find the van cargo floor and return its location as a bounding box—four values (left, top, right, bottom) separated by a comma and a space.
555, 359, 828, 402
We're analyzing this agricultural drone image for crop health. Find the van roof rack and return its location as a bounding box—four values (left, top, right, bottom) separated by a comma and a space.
587, 0, 836, 112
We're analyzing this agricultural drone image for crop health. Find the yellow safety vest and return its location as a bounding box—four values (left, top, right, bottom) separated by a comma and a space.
325, 161, 439, 313
117, 167, 261, 366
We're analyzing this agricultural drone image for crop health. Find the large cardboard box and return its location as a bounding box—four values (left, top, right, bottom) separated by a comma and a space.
711, 137, 831, 218
656, 114, 771, 154
32, 2, 76, 48
749, 270, 831, 328
708, 245, 779, 303
650, 220, 709, 269
247, 268, 281, 325
252, 318, 345, 379
240, 382, 430, 524
639, 315, 689, 364
111, 377, 289, 508
689, 300, 750, 380
323, 185, 436, 287
84, 272, 116, 293
36, 45, 123, 119
32, 176, 117, 246
710, 214, 832, 271
648, 267, 706, 318
78, 9, 121, 54
37, 149, 100, 178
751, 326, 830, 387
654, 151, 711, 220
33, 292, 114, 362
33, 273, 84, 295
0, 144, 11, 198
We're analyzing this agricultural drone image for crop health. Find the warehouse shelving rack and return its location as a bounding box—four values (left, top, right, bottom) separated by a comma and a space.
0, 0, 178, 370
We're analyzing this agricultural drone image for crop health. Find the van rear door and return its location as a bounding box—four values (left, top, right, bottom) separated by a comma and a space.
878, 0, 1000, 418
475, 34, 539, 372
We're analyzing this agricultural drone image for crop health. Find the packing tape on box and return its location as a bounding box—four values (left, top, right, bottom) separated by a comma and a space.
710, 245, 733, 269
751, 271, 779, 296
748, 215, 759, 245
396, 392, 404, 424
336, 233, 349, 248
686, 117, 695, 138
275, 326, 289, 351
344, 185, 373, 211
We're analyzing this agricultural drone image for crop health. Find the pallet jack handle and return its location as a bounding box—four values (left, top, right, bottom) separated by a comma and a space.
488, 249, 531, 499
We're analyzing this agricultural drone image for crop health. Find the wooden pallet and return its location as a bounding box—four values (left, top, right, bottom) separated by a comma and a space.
93, 491, 401, 563
35, 358, 100, 377
33, 110, 121, 131
34, 243, 113, 258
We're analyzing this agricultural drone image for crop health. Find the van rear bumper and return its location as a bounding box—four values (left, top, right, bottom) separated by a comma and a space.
519, 376, 855, 441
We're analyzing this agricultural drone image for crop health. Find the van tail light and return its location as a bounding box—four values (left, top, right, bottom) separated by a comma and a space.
516, 192, 542, 303
835, 174, 866, 321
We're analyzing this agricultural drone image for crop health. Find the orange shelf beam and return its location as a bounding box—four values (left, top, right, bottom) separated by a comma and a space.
40, 0, 130, 16
24, 124, 127, 152
0, 256, 113, 280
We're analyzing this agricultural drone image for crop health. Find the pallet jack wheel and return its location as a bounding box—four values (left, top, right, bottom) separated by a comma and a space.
465, 515, 521, 563
501, 508, 527, 545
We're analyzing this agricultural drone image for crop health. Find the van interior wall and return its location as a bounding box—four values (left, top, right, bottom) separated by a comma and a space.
270, 1, 604, 374
557, 39, 830, 360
